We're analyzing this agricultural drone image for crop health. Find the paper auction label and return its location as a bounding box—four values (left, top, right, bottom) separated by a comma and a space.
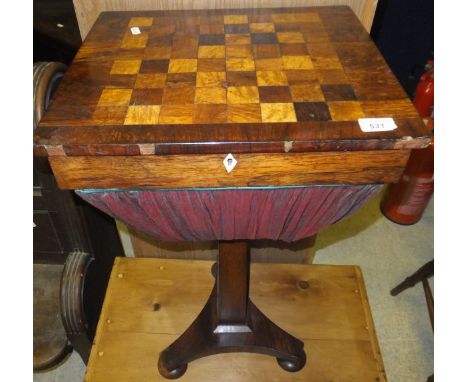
358, 118, 397, 132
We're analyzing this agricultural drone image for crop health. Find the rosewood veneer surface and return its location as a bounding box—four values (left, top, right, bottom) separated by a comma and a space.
33, 6, 430, 190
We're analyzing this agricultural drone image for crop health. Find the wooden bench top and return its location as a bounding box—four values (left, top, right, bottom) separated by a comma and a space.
85, 258, 387, 381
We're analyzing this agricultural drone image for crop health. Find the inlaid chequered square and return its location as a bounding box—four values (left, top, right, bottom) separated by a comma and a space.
93, 10, 370, 125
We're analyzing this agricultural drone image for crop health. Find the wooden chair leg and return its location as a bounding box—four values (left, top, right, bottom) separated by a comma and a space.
390, 260, 434, 296
422, 278, 434, 331
391, 259, 434, 382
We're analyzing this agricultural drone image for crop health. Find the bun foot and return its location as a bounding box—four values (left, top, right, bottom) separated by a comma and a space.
277, 350, 306, 372
211, 262, 218, 278
158, 357, 187, 379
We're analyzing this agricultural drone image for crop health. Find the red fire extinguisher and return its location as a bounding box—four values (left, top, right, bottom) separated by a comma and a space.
380, 61, 434, 225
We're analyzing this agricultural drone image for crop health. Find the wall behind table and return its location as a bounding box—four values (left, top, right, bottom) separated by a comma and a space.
128, 226, 317, 263
73, 0, 378, 40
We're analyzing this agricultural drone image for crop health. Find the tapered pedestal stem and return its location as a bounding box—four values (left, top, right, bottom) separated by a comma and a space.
158, 241, 306, 379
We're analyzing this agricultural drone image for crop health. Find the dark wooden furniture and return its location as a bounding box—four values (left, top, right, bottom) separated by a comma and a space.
85, 258, 387, 381
34, 6, 430, 378
33, 62, 125, 369
159, 242, 305, 378
391, 259, 434, 382
391, 259, 434, 330
34, 0, 81, 64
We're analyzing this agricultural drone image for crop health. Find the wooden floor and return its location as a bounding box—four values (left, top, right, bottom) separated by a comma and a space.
85, 258, 386, 381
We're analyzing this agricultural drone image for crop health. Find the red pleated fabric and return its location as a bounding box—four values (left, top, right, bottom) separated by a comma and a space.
77, 185, 382, 242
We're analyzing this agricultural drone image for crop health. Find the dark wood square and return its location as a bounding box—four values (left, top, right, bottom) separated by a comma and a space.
140, 60, 170, 73
175, 24, 200, 35
253, 44, 281, 58
170, 45, 198, 59
166, 73, 197, 88
226, 71, 257, 86
249, 14, 272, 23
258, 86, 292, 103
294, 102, 331, 121
321, 84, 357, 101
108, 74, 136, 88
197, 58, 226, 72
130, 89, 164, 105
280, 43, 308, 56
224, 24, 250, 34
200, 24, 225, 35
200, 15, 224, 24
150, 24, 175, 37
162, 87, 195, 104
199, 34, 225, 45
251, 33, 278, 44
147, 35, 174, 47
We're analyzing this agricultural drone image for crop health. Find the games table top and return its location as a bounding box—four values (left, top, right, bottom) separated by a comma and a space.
34, 6, 430, 158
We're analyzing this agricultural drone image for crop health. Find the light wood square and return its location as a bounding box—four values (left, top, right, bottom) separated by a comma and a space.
256, 71, 288, 86
159, 105, 193, 124
110, 60, 142, 75
98, 88, 133, 106
282, 56, 314, 70
144, 46, 172, 59
225, 34, 252, 45
168, 59, 198, 73
121, 33, 148, 49
198, 46, 225, 59
128, 17, 153, 27
249, 23, 275, 33
295, 12, 321, 22
328, 101, 365, 121
226, 45, 253, 58
135, 74, 167, 89
195, 87, 227, 104
224, 15, 248, 24
228, 104, 262, 123
261, 103, 297, 122
277, 32, 305, 43
271, 13, 297, 23
255, 58, 284, 71
227, 86, 259, 104
124, 105, 160, 125
196, 72, 226, 87
290, 84, 324, 101
226, 58, 255, 72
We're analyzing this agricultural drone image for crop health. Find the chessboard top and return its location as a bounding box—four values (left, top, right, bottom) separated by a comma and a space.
34, 6, 431, 157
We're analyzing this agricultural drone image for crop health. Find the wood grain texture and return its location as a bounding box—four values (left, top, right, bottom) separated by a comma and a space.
84, 258, 387, 381
49, 150, 409, 189
73, 1, 380, 40
35, 6, 431, 159
35, 6, 429, 191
